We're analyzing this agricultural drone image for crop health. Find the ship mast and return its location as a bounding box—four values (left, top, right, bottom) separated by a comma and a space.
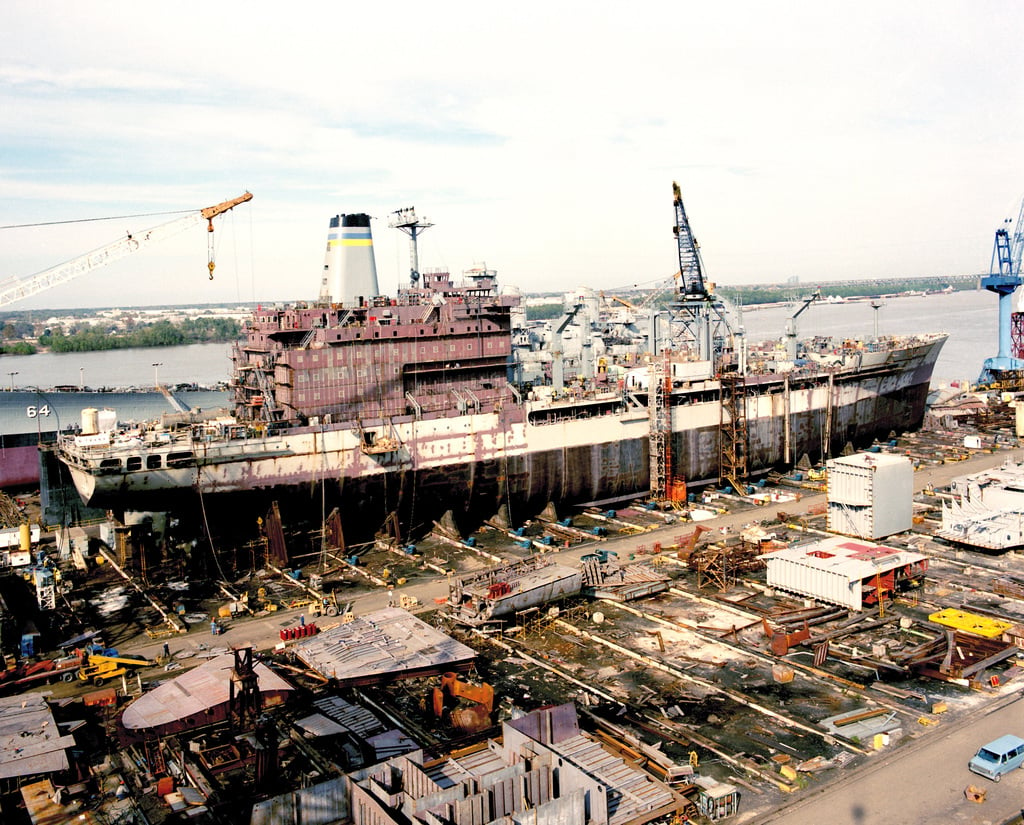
389, 207, 433, 287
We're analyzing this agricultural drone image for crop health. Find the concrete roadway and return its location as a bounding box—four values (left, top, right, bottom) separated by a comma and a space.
758, 689, 1024, 825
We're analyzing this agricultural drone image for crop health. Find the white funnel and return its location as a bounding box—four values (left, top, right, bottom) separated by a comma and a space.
320, 213, 379, 305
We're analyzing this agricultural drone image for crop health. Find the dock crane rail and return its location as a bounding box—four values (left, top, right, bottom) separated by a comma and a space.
0, 192, 252, 307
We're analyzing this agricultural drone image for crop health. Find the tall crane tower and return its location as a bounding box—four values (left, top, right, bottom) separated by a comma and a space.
978, 198, 1024, 384
666, 182, 732, 362
0, 193, 252, 307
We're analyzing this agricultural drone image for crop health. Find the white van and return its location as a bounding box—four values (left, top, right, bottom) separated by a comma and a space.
968, 734, 1024, 782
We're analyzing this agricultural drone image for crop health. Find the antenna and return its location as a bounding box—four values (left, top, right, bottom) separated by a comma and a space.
870, 300, 883, 340
389, 207, 433, 287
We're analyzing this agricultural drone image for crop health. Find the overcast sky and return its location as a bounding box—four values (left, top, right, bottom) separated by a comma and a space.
1, 1, 1023, 310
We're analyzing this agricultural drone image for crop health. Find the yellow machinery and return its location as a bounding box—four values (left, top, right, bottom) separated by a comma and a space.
78, 653, 155, 686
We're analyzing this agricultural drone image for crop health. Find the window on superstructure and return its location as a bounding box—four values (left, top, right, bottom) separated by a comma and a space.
146, 455, 161, 469
127, 457, 142, 471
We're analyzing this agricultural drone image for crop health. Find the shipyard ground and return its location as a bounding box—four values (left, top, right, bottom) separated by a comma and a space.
8, 421, 1024, 823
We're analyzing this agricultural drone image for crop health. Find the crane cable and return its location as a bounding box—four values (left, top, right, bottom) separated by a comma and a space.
0, 209, 192, 230
208, 223, 217, 280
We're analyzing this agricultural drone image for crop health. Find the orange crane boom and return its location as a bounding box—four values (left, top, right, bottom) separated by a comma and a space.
0, 192, 253, 307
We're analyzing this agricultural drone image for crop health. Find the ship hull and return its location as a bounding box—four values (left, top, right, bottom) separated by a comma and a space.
0, 438, 43, 488
0, 389, 229, 489
58, 335, 944, 538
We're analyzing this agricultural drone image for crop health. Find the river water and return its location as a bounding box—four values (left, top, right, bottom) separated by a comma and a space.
0, 289, 998, 390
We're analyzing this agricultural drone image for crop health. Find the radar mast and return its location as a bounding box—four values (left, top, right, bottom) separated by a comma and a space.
389, 207, 433, 287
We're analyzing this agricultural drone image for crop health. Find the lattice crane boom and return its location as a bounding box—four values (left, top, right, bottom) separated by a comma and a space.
672, 181, 709, 300
0, 192, 252, 307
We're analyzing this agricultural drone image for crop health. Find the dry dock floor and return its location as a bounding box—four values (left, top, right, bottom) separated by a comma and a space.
13, 441, 1024, 824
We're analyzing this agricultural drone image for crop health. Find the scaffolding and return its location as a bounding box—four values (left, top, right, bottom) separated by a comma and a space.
694, 545, 732, 592
719, 373, 748, 493
649, 352, 686, 503
693, 541, 764, 592
649, 354, 670, 501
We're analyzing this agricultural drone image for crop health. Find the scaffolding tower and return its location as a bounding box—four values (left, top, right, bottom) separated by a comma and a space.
649, 354, 670, 501
648, 352, 686, 502
719, 373, 748, 493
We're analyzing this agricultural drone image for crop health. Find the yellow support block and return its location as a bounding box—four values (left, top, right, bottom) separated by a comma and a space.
927, 608, 1012, 638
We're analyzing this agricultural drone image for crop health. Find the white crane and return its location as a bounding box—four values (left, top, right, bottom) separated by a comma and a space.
0, 192, 252, 307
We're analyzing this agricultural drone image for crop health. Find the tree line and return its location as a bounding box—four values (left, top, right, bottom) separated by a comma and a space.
35, 317, 241, 353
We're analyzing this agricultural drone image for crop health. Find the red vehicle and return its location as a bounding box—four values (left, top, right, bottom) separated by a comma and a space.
0, 654, 81, 692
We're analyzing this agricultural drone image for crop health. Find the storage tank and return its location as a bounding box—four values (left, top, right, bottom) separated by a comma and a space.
81, 408, 99, 435
97, 408, 118, 432
19, 522, 30, 552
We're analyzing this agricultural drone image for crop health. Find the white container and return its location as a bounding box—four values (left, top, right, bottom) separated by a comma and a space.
761, 535, 928, 611
826, 452, 913, 539
97, 408, 118, 432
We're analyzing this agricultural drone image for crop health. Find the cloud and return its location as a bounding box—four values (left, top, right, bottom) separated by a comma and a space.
1, 1, 1023, 309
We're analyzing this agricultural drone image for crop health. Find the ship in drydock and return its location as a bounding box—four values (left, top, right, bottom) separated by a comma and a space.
55, 186, 947, 539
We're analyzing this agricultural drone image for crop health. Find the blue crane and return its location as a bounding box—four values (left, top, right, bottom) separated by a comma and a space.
667, 182, 731, 362
673, 181, 710, 301
978, 198, 1024, 383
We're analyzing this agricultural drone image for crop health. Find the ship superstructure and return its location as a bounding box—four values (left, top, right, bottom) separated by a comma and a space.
55, 188, 947, 539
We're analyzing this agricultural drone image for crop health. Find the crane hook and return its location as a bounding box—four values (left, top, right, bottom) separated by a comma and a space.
207, 216, 218, 279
